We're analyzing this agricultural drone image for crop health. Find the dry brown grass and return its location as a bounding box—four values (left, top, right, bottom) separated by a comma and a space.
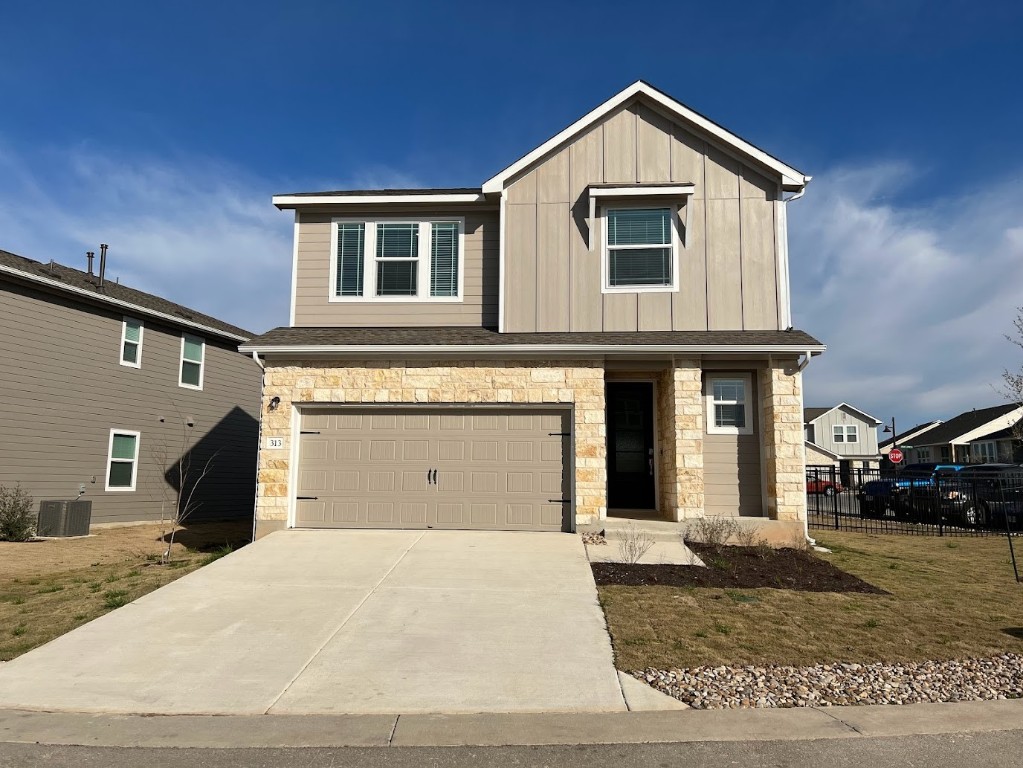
599, 531, 1023, 671
0, 521, 249, 661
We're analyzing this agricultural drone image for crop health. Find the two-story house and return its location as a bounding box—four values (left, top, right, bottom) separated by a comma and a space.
0, 248, 261, 528
804, 404, 882, 469
241, 81, 825, 543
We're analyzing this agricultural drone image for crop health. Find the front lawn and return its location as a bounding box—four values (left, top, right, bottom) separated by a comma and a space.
598, 531, 1023, 671
0, 521, 249, 661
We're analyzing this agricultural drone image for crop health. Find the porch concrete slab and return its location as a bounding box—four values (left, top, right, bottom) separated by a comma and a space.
617, 672, 690, 711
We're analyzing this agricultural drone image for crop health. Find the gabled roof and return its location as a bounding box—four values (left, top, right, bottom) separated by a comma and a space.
880, 421, 942, 449
0, 249, 252, 342
910, 404, 1023, 447
967, 420, 1022, 443
482, 80, 809, 194
805, 440, 841, 460
803, 403, 882, 426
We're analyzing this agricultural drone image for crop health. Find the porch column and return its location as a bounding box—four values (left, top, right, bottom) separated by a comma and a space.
760, 363, 807, 522
658, 358, 704, 521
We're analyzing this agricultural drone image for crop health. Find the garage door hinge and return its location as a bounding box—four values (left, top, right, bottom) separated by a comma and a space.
300, 430, 321, 435
548, 432, 571, 436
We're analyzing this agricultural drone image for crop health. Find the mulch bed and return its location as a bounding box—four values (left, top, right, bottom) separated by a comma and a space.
591, 544, 888, 594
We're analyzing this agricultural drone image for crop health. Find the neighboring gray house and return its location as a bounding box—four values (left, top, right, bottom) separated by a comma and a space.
879, 420, 941, 461
903, 404, 1023, 464
240, 80, 825, 544
803, 403, 882, 480
967, 422, 1022, 464
0, 248, 261, 527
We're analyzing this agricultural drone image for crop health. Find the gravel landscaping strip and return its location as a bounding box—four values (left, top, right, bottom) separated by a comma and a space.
581, 532, 607, 546
634, 654, 1023, 709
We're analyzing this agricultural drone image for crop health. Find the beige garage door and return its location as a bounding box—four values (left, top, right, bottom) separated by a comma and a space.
294, 408, 571, 531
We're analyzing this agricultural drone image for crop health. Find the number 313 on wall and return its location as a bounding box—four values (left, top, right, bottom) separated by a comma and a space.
266, 437, 285, 450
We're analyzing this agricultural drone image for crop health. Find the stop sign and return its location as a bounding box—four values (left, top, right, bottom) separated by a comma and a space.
889, 448, 904, 464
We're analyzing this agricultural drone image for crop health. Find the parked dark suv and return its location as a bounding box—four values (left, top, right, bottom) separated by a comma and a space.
934, 464, 1023, 529
857, 463, 966, 519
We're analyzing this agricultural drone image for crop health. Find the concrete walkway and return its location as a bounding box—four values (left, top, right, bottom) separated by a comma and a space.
0, 530, 626, 715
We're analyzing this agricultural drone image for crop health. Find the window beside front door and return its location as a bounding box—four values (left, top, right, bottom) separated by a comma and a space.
706, 375, 753, 435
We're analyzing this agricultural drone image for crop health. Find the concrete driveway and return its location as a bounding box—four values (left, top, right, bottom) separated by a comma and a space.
0, 530, 626, 715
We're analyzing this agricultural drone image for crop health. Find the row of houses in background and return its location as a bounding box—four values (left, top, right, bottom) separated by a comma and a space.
805, 401, 1023, 482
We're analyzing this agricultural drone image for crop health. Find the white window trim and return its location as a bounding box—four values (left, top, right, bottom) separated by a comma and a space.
600, 204, 681, 294
119, 316, 144, 369
973, 441, 996, 462
833, 424, 859, 444
328, 217, 466, 303
179, 333, 205, 390
706, 373, 754, 435
105, 429, 140, 492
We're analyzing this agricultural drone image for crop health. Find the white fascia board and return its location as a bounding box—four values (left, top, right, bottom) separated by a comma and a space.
273, 192, 486, 208
0, 263, 248, 343
239, 342, 828, 357
482, 81, 808, 194
835, 402, 884, 426
948, 407, 1023, 445
588, 184, 696, 198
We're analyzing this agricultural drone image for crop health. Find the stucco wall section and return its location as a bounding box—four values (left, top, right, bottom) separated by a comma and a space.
761, 364, 806, 522
255, 359, 607, 527
657, 359, 704, 521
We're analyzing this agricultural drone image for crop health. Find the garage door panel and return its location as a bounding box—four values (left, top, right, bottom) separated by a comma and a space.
295, 408, 569, 531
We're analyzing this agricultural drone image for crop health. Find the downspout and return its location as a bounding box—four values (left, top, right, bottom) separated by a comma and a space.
795, 349, 818, 548
250, 351, 265, 542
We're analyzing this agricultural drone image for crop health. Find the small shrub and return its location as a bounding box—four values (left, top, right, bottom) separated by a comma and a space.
0, 484, 35, 542
733, 525, 767, 549
683, 517, 739, 549
617, 524, 656, 564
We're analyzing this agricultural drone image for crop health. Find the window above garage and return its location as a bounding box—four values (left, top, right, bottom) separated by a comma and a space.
330, 218, 464, 303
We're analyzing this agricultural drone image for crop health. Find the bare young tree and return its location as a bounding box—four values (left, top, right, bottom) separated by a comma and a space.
1003, 307, 1023, 456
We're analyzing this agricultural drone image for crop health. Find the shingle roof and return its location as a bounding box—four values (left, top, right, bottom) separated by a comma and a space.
0, 248, 252, 341
241, 326, 824, 350
803, 407, 831, 424
910, 404, 1022, 446
880, 421, 940, 448
967, 421, 1021, 442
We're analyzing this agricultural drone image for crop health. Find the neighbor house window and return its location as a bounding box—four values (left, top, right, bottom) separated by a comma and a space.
179, 334, 205, 389
973, 441, 996, 463
331, 219, 463, 301
707, 375, 753, 435
603, 207, 677, 291
916, 447, 931, 461
833, 425, 859, 444
106, 430, 140, 491
120, 317, 143, 368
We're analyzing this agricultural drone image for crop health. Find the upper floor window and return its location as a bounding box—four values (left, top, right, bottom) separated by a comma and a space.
707, 375, 753, 435
106, 429, 140, 492
120, 317, 143, 368
602, 207, 678, 293
833, 425, 859, 444
179, 334, 205, 390
331, 218, 463, 302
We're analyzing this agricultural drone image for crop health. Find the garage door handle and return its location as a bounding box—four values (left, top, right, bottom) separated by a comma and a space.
549, 432, 570, 436
431, 469, 438, 485
549, 499, 572, 503
297, 496, 319, 500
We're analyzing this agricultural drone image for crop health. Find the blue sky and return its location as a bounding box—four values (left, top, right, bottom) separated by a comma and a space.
2, 0, 1022, 431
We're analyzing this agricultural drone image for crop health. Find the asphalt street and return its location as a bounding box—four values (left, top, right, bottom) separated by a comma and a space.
3, 732, 1023, 768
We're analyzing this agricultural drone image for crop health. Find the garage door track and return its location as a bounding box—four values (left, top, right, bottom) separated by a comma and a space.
0, 531, 626, 715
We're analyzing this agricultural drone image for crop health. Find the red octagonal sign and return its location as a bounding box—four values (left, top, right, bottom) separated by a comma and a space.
889, 448, 904, 464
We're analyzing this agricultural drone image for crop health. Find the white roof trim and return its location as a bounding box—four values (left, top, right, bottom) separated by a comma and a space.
806, 402, 883, 426
588, 184, 696, 198
0, 262, 248, 343
273, 192, 486, 208
482, 81, 808, 194
241, 342, 827, 357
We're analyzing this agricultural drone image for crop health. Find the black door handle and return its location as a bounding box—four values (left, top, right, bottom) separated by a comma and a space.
427, 469, 432, 485
431, 469, 438, 485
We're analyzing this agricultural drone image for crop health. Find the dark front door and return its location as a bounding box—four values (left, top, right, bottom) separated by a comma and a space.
607, 382, 656, 510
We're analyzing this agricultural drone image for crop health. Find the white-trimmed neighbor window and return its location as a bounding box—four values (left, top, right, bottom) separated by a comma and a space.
179, 334, 205, 389
106, 429, 140, 491
833, 425, 859, 444
602, 206, 678, 292
973, 441, 997, 463
707, 375, 753, 435
331, 218, 463, 301
120, 317, 143, 368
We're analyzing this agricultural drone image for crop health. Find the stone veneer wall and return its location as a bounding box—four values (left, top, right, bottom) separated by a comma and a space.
255, 359, 607, 529
656, 359, 705, 521
760, 364, 807, 522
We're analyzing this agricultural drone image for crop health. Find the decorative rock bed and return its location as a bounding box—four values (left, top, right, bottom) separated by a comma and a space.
635, 654, 1023, 708
581, 532, 607, 546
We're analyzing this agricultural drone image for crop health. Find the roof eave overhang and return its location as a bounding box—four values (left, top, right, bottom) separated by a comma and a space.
273, 192, 488, 209
0, 263, 249, 343
481, 81, 808, 195
240, 343, 827, 357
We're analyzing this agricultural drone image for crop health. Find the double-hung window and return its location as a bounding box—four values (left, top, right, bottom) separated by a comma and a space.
332, 219, 463, 301
603, 207, 677, 291
833, 425, 859, 444
973, 441, 996, 462
120, 317, 143, 367
707, 375, 753, 435
106, 429, 140, 491
179, 334, 205, 390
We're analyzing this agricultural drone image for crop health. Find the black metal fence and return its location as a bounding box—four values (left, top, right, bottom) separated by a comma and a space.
806, 464, 1023, 537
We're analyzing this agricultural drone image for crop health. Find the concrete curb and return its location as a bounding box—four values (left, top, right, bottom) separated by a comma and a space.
1, 699, 1021, 749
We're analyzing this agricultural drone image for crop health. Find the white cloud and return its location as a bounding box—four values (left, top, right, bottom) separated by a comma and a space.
789, 162, 1023, 427
0, 144, 294, 334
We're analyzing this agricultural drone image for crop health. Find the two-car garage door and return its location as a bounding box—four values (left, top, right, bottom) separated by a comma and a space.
294, 408, 570, 532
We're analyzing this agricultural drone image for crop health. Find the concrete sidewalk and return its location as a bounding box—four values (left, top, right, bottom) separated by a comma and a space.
1, 699, 1021, 749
